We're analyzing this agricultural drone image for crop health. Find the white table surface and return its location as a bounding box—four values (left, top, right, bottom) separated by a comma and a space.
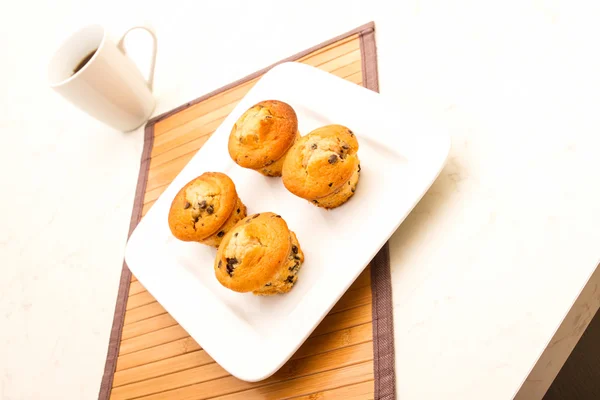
2, 1, 600, 399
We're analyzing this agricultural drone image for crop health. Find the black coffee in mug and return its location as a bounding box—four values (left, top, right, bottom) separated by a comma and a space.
73, 49, 97, 75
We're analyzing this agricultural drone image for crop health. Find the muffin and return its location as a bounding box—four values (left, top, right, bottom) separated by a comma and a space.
214, 212, 304, 296
168, 172, 247, 247
282, 124, 360, 209
228, 100, 300, 177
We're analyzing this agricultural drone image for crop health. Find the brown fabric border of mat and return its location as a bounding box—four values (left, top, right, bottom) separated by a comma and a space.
98, 21, 396, 400
98, 122, 154, 400
358, 24, 396, 400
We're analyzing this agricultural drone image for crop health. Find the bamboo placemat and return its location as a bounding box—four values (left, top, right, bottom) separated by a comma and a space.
99, 22, 395, 400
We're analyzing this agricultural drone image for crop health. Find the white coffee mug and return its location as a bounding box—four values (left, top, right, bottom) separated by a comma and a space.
48, 24, 157, 132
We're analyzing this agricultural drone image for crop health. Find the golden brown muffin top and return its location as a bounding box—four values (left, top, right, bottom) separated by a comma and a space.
282, 124, 359, 200
228, 100, 298, 170
214, 212, 293, 292
168, 172, 238, 241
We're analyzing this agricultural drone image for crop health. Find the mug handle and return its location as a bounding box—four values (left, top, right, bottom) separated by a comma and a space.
117, 25, 158, 91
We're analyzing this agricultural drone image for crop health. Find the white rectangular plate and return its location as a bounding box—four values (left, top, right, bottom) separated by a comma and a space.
125, 62, 450, 382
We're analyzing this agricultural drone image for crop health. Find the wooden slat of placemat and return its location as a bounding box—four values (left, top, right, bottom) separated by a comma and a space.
107, 25, 387, 400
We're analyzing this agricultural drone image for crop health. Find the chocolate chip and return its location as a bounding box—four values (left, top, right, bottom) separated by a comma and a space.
328, 182, 333, 187
358, 164, 361, 172
351, 188, 356, 193
234, 232, 238, 237
184, 201, 191, 209
217, 231, 225, 237
292, 245, 298, 254
328, 155, 338, 164
313, 200, 319, 204
348, 129, 354, 136
342, 144, 350, 150
289, 262, 300, 272
265, 283, 272, 287
198, 200, 207, 209
218, 260, 222, 268
294, 255, 301, 261
226, 264, 234, 276
237, 208, 240, 214
285, 276, 295, 284
348, 181, 350, 185
206, 205, 214, 215
226, 257, 238, 265
265, 115, 272, 119
276, 215, 281, 218
311, 143, 317, 150
252, 213, 260, 219
193, 215, 200, 224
